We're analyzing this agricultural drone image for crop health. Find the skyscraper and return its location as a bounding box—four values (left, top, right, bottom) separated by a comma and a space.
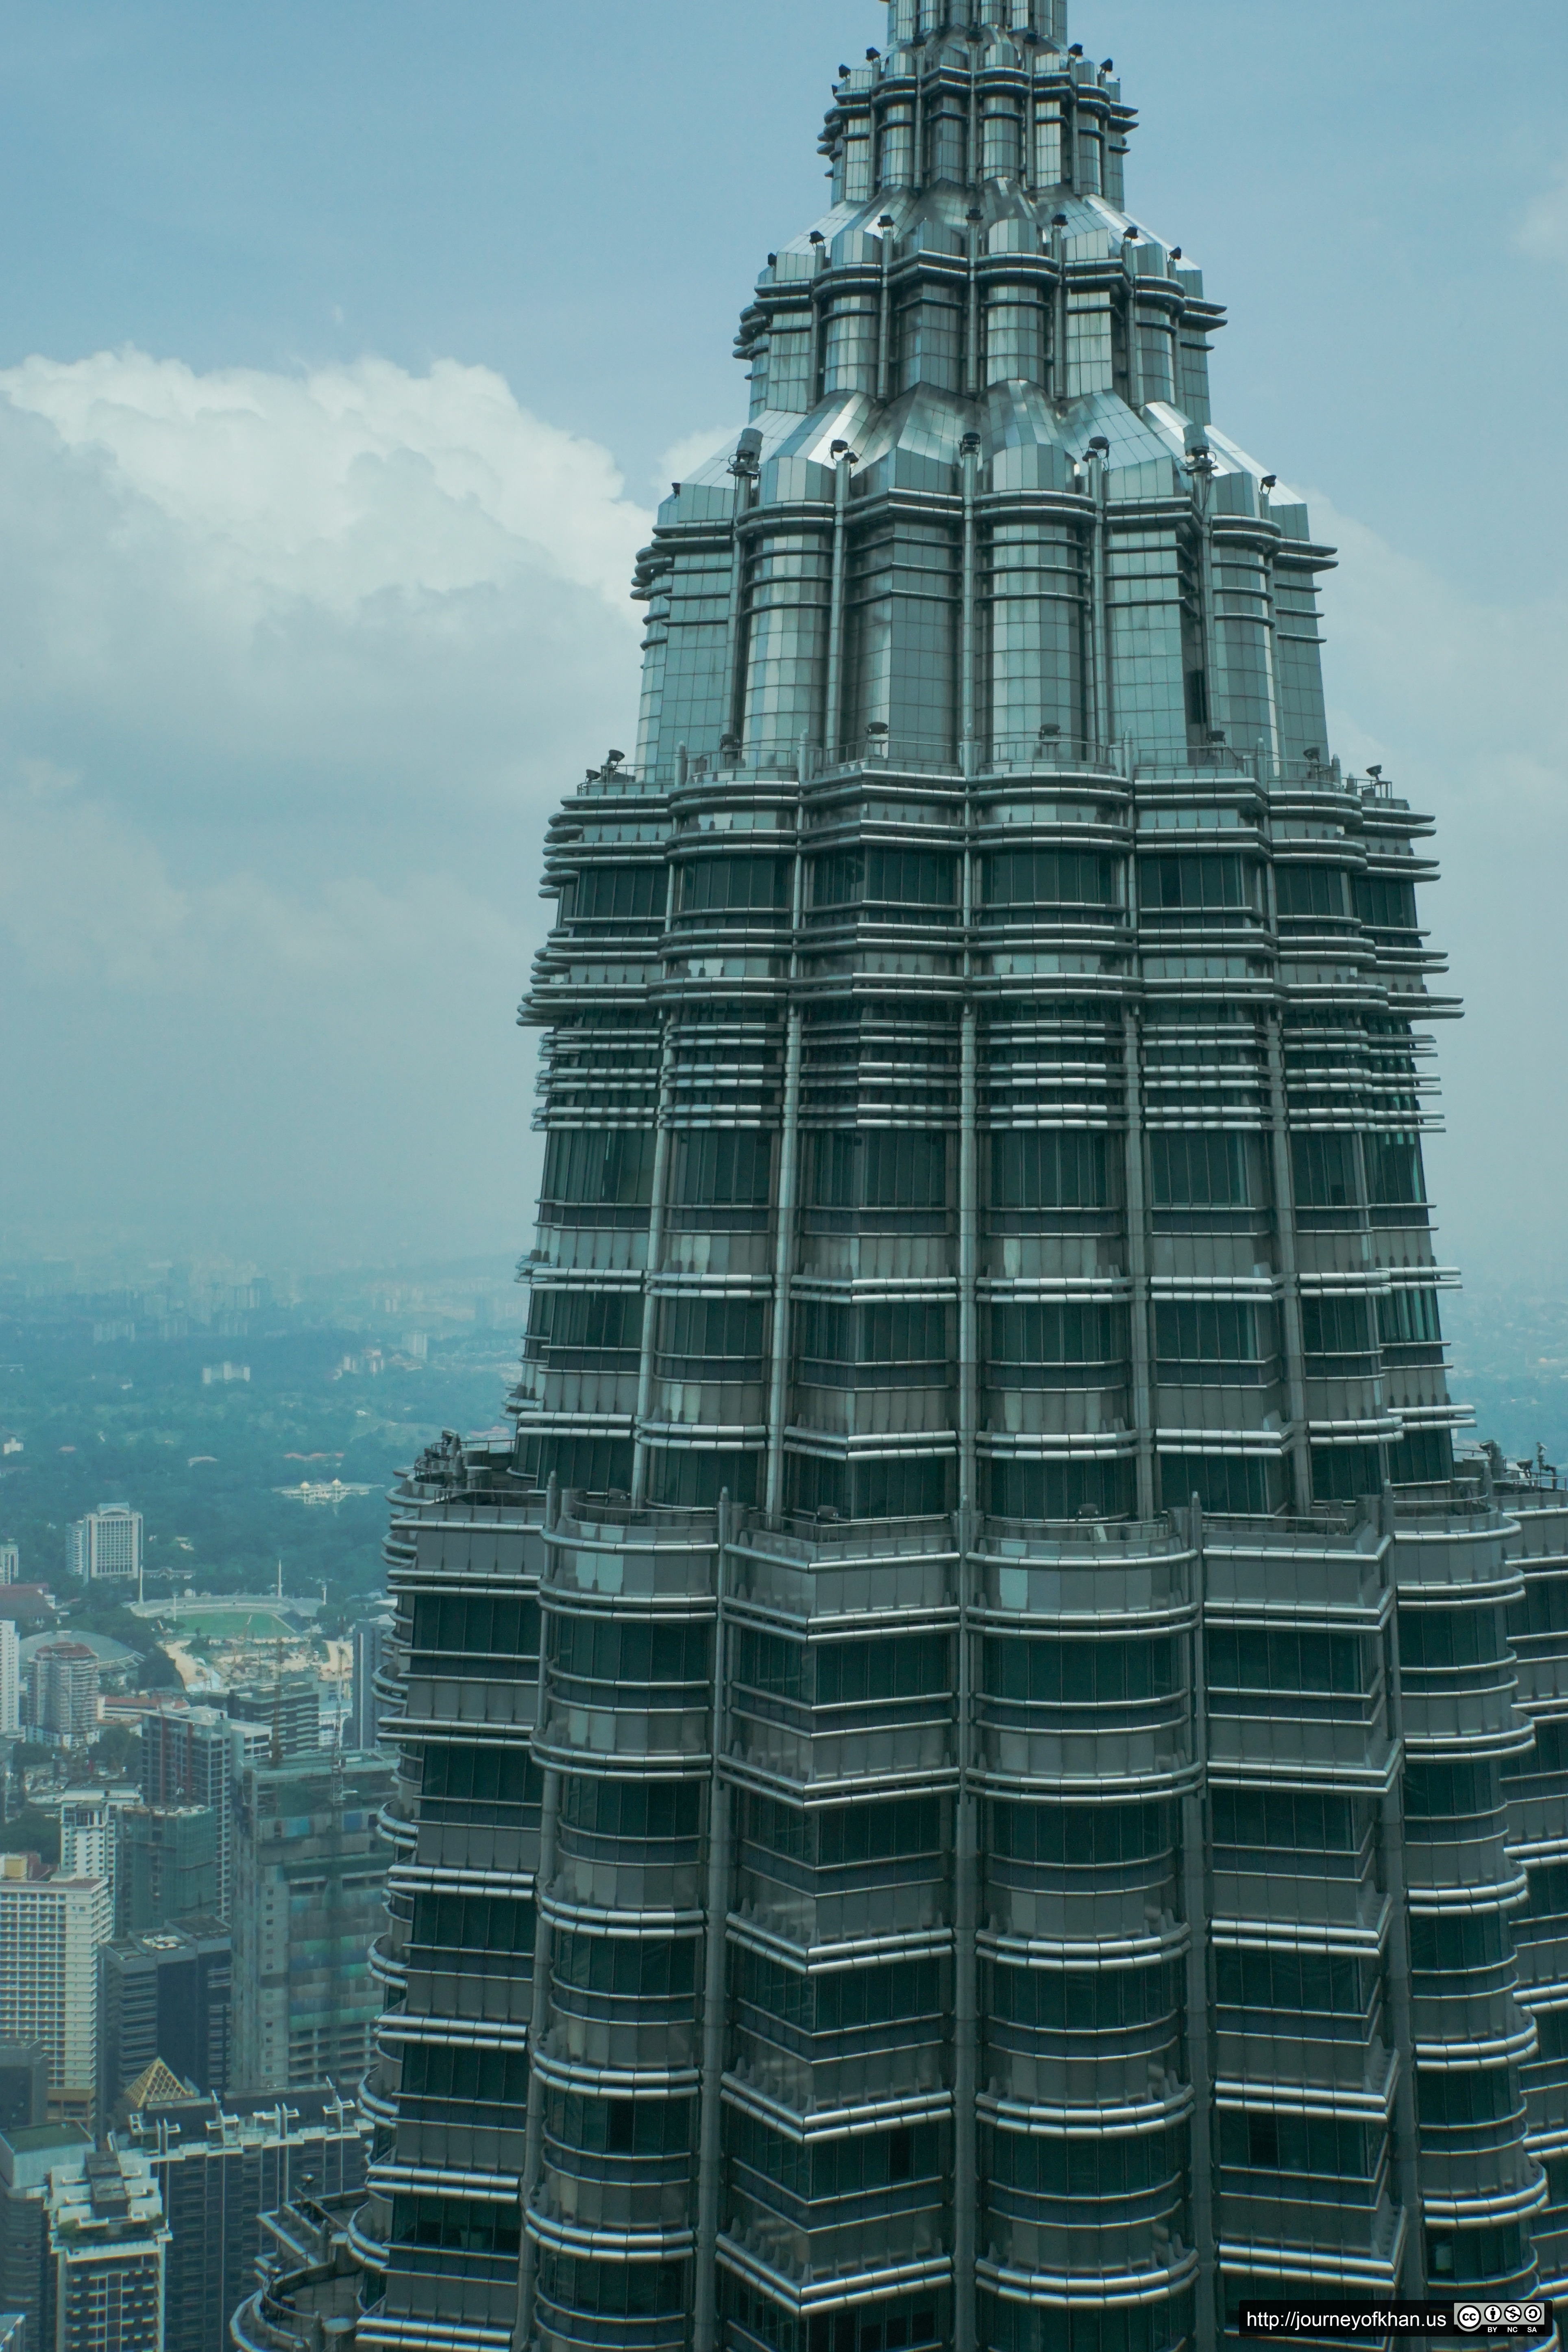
115, 1806, 220, 1938
0, 2047, 45, 2138
0, 1869, 111, 2133
45, 2150, 168, 2352
0, 1624, 17, 1741
27, 1646, 99, 1751
142, 1704, 261, 1924
225, 1679, 320, 1763
99, 1923, 232, 2117
349, 1618, 393, 1754
115, 2083, 365, 2352
229, 1757, 390, 2095
341, 8, 1568, 2352
0, 2122, 92, 2352
56, 1798, 113, 1922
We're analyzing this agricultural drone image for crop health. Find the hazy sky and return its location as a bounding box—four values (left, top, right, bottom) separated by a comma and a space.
1, 0, 1564, 1286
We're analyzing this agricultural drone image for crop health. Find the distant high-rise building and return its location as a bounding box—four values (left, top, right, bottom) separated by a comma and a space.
229, 1755, 390, 2094
140, 1707, 259, 1923
116, 2085, 364, 2352
0, 2123, 91, 2352
348, 1619, 392, 1753
224, 1679, 318, 1762
63, 1512, 142, 1592
0, 1627, 17, 1740
0, 1546, 18, 1588
0, 2305, 22, 2352
0, 2050, 44, 2139
26, 1647, 98, 1749
46, 2149, 168, 2352
55, 1800, 112, 1923
98, 1923, 231, 2117
115, 1809, 218, 1938
0, 1869, 111, 2131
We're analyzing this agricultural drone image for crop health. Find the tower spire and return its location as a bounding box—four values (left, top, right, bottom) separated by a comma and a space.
888, 0, 1066, 42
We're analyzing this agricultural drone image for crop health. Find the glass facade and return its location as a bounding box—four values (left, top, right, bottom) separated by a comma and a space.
334, 7, 1568, 2352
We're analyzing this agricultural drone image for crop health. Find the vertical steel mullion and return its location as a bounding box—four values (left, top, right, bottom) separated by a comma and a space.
722, 504, 749, 745
823, 454, 854, 763
1379, 1491, 1425, 2299
630, 1015, 677, 1506
764, 1010, 804, 1525
1090, 454, 1112, 757
1265, 1011, 1313, 1516
1182, 1499, 1217, 2352
960, 440, 979, 769
1123, 990, 1155, 1522
692, 1494, 732, 2352
515, 1477, 562, 2352
953, 454, 980, 2352
1125, 257, 1144, 412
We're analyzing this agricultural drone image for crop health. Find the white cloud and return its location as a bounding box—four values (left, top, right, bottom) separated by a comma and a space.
1, 348, 648, 611
1516, 160, 1568, 268
0, 348, 654, 1258
0, 348, 652, 831
1313, 495, 1568, 1285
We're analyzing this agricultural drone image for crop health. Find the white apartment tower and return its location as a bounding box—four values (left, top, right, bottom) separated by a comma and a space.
46, 2149, 169, 2352
0, 1864, 113, 2130
0, 1618, 18, 1737
57, 1793, 115, 1920
65, 1509, 143, 1590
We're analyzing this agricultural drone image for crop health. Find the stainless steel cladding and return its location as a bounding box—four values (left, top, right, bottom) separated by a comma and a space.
346, 10, 1568, 2352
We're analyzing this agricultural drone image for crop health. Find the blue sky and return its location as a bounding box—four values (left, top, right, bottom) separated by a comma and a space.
1, 0, 1565, 1280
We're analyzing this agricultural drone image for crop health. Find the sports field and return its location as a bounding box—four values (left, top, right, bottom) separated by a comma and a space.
156, 1607, 300, 1642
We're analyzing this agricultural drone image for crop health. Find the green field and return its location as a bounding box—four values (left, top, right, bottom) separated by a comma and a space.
160, 1607, 302, 1642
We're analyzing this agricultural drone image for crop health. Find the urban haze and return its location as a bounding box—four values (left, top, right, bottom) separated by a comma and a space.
2, 8, 1566, 2352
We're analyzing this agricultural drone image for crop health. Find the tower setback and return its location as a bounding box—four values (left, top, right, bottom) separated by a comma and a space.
338, 8, 1568, 2352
